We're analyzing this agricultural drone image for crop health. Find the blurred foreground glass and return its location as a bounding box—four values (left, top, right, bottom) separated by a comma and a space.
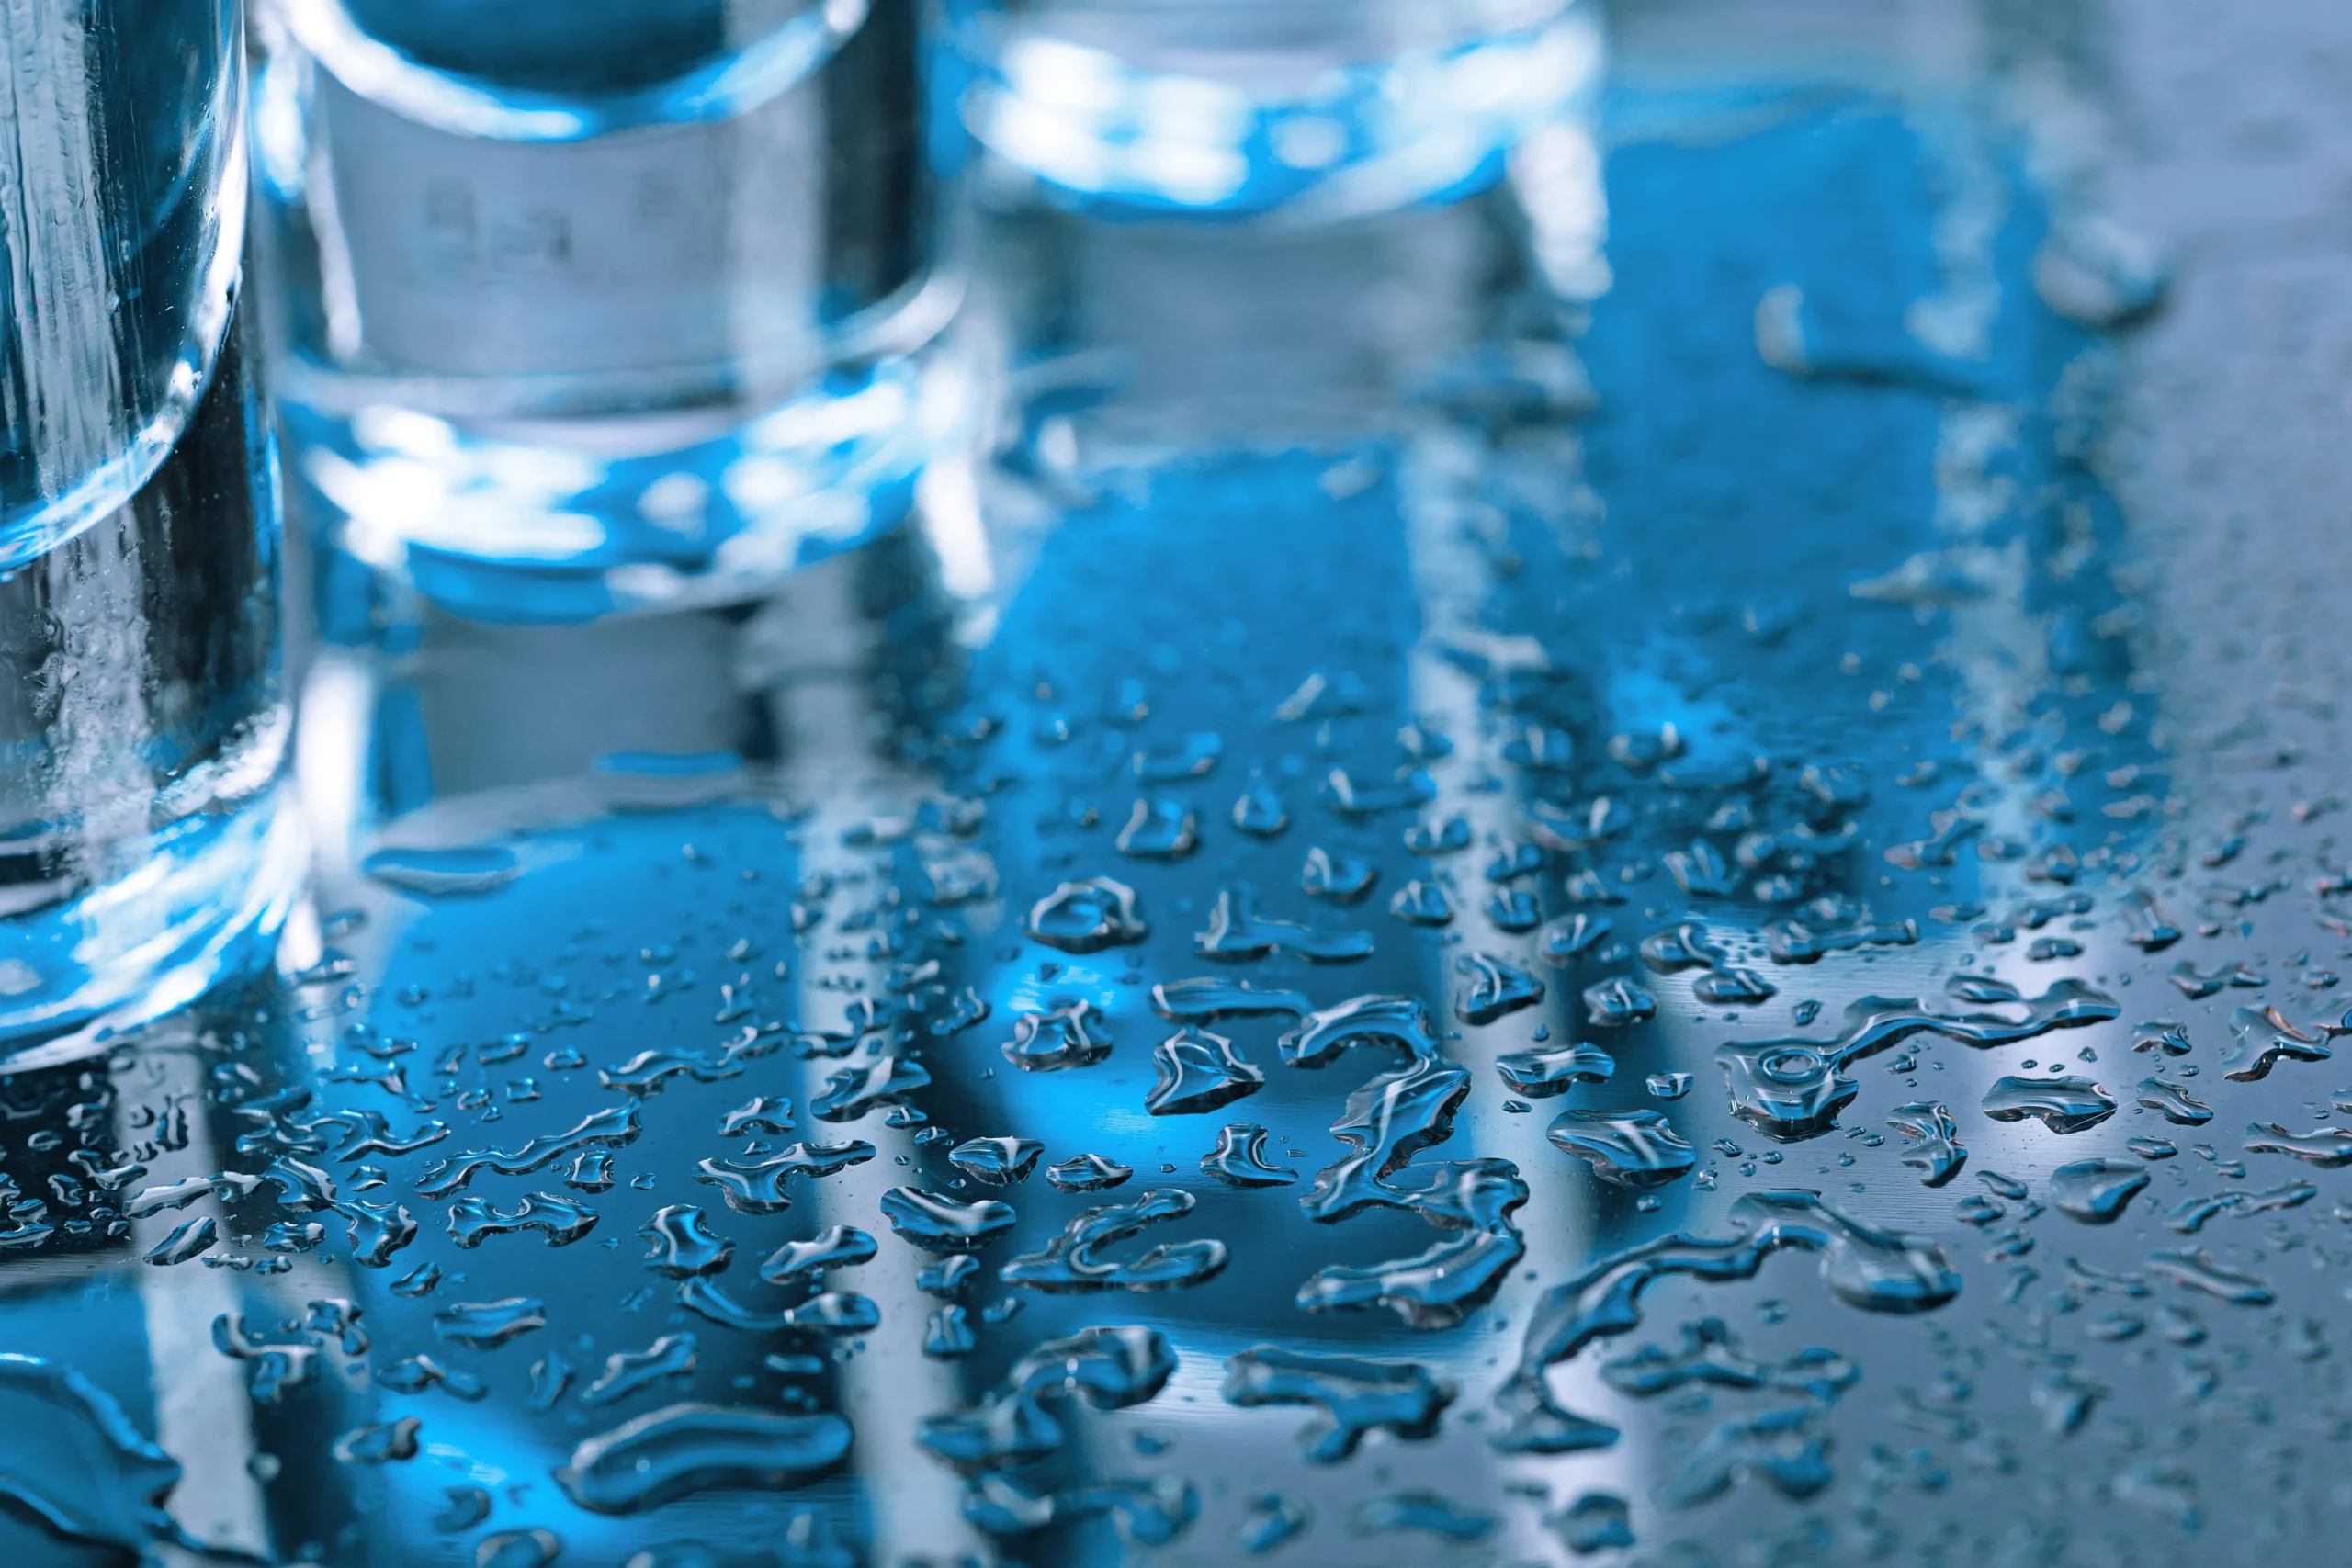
0, 0, 300, 1059
252, 0, 951, 629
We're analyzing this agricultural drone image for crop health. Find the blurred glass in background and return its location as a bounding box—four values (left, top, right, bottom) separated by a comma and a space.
250, 0, 952, 629
0, 0, 299, 1060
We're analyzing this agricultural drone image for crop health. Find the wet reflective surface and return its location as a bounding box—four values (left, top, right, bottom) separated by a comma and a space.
10, 2, 2352, 1565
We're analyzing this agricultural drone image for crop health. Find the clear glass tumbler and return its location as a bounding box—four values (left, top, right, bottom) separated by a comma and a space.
251, 0, 954, 630
937, 0, 1603, 223
0, 0, 301, 1059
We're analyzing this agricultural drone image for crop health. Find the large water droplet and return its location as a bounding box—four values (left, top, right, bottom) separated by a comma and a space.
1003, 1000, 1114, 1072
0, 1355, 180, 1551
1547, 1110, 1697, 1188
362, 844, 522, 897
556, 1404, 852, 1514
1023, 878, 1148, 953
1221, 1346, 1453, 1462
1146, 1027, 1265, 1115
949, 1136, 1045, 1185
1200, 1122, 1297, 1188
1001, 1188, 1229, 1292
881, 1188, 1017, 1250
1981, 1076, 2116, 1134
2049, 1158, 2150, 1224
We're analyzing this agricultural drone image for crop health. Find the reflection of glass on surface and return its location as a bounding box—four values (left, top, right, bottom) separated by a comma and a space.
940, 0, 1604, 224
252, 0, 954, 628
0, 0, 299, 1058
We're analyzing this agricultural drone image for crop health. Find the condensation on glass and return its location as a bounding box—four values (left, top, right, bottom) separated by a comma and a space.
251, 0, 955, 627
0, 0, 300, 1057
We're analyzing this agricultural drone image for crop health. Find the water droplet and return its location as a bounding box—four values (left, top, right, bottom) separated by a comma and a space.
556, 1404, 852, 1513
448, 1191, 599, 1249
718, 1096, 794, 1136
693, 1142, 876, 1214
1238, 1492, 1312, 1554
1132, 731, 1223, 783
582, 1334, 697, 1407
0, 1355, 180, 1551
1023, 878, 1148, 953
1719, 981, 2120, 1141
1001, 1188, 1229, 1291
1601, 1316, 1857, 1401
1582, 976, 1657, 1027
333, 1417, 421, 1463
1196, 886, 1375, 961
433, 1486, 492, 1531
433, 1297, 545, 1348
1885, 1101, 1966, 1186
1115, 798, 1199, 859
1496, 1043, 1614, 1098
1003, 1000, 1114, 1072
641, 1205, 733, 1277
1232, 775, 1290, 837
1536, 912, 1612, 964
1981, 1076, 2117, 1134
880, 1188, 1017, 1249
2049, 1158, 2151, 1224
1222, 1346, 1453, 1462
1319, 766, 1435, 817
1200, 1123, 1297, 1188
758, 1224, 877, 1287
419, 1105, 643, 1198
2134, 1074, 2211, 1124
1146, 1028, 1265, 1115
362, 844, 521, 897
1454, 951, 1544, 1024
1549, 1490, 1635, 1554
1404, 816, 1472, 855
919, 1325, 1174, 1470
141, 1214, 217, 1266
1150, 977, 1310, 1022
809, 1055, 931, 1121
2222, 1032, 2332, 1083
475, 1529, 562, 1568
1351, 1490, 1493, 1541
2145, 1247, 2274, 1306
1494, 1190, 1959, 1452
2243, 1122, 2352, 1167
949, 1136, 1045, 1185
1301, 845, 1377, 903
1547, 1110, 1698, 1188
1388, 879, 1453, 926
1046, 1153, 1134, 1192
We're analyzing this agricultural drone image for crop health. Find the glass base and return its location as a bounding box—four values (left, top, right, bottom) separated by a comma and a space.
0, 788, 307, 1066
288, 357, 937, 632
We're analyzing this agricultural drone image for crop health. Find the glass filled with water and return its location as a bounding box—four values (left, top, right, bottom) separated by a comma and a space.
251, 0, 952, 629
938, 0, 1603, 223
0, 0, 300, 1059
